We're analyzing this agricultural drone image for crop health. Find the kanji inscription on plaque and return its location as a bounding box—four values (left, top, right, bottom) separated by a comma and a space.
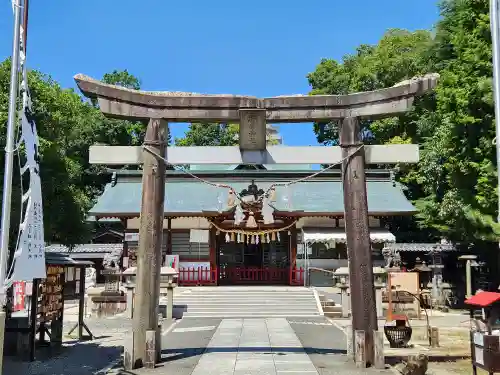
239, 109, 266, 151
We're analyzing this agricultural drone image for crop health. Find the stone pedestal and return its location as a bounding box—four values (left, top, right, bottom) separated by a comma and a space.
375, 286, 384, 318
340, 286, 350, 318
126, 285, 134, 319
86, 287, 126, 317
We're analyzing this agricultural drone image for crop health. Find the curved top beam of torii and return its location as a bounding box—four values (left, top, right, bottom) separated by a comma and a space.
74, 73, 439, 123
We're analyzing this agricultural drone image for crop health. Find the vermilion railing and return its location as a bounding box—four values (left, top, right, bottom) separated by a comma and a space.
290, 266, 305, 286
220, 266, 287, 284
177, 267, 218, 286
176, 266, 305, 286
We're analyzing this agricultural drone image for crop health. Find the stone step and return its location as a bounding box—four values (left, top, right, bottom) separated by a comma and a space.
178, 292, 313, 297
171, 296, 314, 304
323, 311, 342, 318
322, 306, 342, 313
183, 312, 321, 318
168, 299, 311, 306
181, 306, 319, 311
170, 287, 321, 318
175, 285, 311, 293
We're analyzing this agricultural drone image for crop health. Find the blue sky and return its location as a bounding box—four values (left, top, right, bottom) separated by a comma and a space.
1, 0, 440, 145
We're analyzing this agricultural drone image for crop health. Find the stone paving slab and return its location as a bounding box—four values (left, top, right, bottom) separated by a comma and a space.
153, 318, 222, 375
288, 317, 394, 375
189, 318, 320, 375
105, 316, 397, 375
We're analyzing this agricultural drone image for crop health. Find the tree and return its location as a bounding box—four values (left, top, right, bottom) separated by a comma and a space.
307, 29, 438, 242
306, 1, 500, 246
414, 0, 499, 243
99, 69, 171, 146
175, 123, 239, 146
175, 123, 280, 146
102, 69, 141, 90
307, 29, 433, 146
0, 61, 148, 245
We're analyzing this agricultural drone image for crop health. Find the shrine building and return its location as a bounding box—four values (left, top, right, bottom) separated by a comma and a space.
89, 164, 414, 286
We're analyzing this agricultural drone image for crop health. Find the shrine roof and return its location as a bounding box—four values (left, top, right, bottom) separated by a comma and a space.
188, 164, 315, 171
383, 243, 458, 252
88, 171, 416, 218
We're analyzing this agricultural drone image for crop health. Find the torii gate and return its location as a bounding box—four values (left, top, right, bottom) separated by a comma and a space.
75, 73, 438, 369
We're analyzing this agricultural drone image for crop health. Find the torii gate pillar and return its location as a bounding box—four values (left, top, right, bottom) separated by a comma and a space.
341, 117, 377, 365
127, 119, 167, 369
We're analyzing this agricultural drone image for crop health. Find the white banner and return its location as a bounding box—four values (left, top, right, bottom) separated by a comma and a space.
6, 21, 46, 283
8, 102, 46, 282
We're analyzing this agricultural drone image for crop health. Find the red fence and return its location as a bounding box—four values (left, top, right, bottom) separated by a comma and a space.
177, 267, 218, 286
290, 266, 305, 286
176, 266, 304, 286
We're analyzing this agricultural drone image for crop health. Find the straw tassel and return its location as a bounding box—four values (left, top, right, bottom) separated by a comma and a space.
230, 232, 235, 242
269, 187, 276, 202
227, 190, 236, 207
246, 212, 257, 228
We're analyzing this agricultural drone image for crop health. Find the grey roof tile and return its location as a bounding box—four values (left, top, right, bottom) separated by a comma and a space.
383, 243, 457, 252
45, 243, 122, 254
88, 179, 416, 216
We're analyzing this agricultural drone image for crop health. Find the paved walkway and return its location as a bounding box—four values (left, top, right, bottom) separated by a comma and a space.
154, 317, 393, 375
192, 318, 318, 375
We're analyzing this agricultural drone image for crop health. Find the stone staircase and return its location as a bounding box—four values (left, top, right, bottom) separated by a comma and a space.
165, 286, 322, 318
317, 291, 343, 318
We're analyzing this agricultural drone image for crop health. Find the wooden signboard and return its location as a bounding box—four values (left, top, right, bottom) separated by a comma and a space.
38, 265, 64, 323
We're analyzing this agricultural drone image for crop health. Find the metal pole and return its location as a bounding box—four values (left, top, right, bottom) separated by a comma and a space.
491, 0, 500, 234
0, 0, 22, 303
303, 230, 307, 287
22, 0, 29, 54
0, 1, 23, 373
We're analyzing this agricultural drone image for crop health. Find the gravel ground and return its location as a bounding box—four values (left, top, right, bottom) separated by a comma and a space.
427, 360, 486, 375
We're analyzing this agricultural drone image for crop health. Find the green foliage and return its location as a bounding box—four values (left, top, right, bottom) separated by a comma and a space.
414, 0, 499, 242
0, 61, 144, 245
307, 0, 500, 244
175, 123, 239, 146
308, 29, 433, 145
102, 69, 141, 90
175, 123, 280, 146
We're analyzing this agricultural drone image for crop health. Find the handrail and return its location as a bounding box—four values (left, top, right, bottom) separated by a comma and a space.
307, 267, 336, 275
305, 266, 337, 287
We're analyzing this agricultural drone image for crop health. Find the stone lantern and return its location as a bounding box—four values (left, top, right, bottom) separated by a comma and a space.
123, 267, 137, 286
333, 267, 350, 318
160, 266, 179, 320
373, 267, 387, 318
122, 267, 137, 318
160, 266, 178, 288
